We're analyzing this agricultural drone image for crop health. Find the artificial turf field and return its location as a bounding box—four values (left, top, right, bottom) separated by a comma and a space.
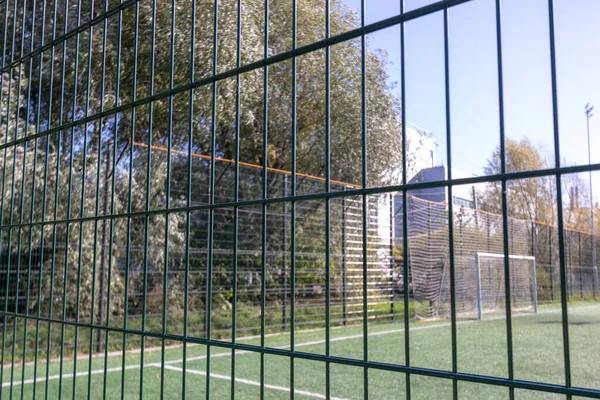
1, 303, 599, 399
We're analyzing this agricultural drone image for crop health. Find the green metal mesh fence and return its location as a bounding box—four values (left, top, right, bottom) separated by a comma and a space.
1, 0, 600, 398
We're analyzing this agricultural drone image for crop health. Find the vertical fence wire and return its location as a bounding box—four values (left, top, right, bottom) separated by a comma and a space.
443, 5, 458, 400
2, 0, 19, 397
230, 0, 241, 398
399, 1, 410, 399
205, 0, 218, 396
260, 2, 269, 398
15, 1, 32, 398
360, 0, 369, 397
290, 1, 297, 398
547, 0, 572, 396
139, 0, 158, 392
183, 0, 197, 392
84, 0, 98, 394
495, 1, 516, 398
159, 0, 177, 393
0, 0, 12, 395
22, 0, 39, 394
324, 0, 331, 398
71, 0, 85, 395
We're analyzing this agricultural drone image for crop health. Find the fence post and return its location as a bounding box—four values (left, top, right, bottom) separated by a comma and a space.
531, 222, 537, 308
428, 201, 433, 316
389, 193, 394, 321
282, 175, 288, 330
487, 214, 491, 253
549, 225, 554, 302
579, 231, 583, 300
532, 259, 538, 313
594, 265, 598, 300
567, 231, 573, 298
487, 214, 492, 302
510, 219, 516, 307
204, 148, 212, 338
531, 222, 535, 260
341, 195, 347, 326
593, 225, 598, 299
593, 205, 599, 301
475, 252, 482, 320
459, 210, 463, 316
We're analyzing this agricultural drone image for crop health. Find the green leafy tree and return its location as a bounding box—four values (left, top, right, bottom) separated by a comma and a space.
3, 0, 406, 322
480, 138, 594, 230
480, 138, 556, 225
26, 0, 403, 188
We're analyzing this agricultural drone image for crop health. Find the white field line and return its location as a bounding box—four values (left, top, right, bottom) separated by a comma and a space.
165, 307, 566, 365
0, 304, 584, 389
158, 364, 345, 400
166, 325, 427, 365
0, 323, 433, 389
1, 365, 140, 388
3, 323, 347, 369
5, 303, 585, 370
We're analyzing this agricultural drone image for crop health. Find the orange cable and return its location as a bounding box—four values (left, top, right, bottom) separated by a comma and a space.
132, 141, 362, 189
132, 141, 595, 237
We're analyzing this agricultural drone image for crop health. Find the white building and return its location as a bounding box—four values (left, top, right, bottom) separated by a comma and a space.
405, 123, 437, 182
404, 166, 484, 208
381, 124, 437, 185
374, 124, 438, 246
391, 165, 488, 242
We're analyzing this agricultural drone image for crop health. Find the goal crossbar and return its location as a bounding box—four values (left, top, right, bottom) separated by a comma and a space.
475, 252, 538, 320
476, 252, 536, 261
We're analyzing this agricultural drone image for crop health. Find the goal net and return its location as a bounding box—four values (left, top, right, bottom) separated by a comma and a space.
434, 252, 538, 320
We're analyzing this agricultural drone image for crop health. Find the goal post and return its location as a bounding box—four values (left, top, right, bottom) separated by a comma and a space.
475, 252, 538, 320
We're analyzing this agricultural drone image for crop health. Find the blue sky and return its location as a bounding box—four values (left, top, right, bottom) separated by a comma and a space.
342, 0, 600, 193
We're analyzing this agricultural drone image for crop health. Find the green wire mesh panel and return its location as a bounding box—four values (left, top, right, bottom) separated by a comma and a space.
1, 0, 600, 398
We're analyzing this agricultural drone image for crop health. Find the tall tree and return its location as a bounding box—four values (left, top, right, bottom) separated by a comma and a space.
21, 0, 404, 191
480, 138, 594, 230
1, 0, 407, 319
480, 138, 556, 225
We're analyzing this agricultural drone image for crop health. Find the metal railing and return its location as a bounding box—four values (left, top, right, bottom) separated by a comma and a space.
0, 0, 600, 399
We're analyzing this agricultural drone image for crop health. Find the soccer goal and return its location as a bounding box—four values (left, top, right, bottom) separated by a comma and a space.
474, 252, 538, 320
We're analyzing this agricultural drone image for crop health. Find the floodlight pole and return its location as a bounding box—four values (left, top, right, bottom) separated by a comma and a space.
585, 103, 597, 299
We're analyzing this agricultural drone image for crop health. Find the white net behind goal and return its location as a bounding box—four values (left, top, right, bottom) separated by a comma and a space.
433, 253, 538, 319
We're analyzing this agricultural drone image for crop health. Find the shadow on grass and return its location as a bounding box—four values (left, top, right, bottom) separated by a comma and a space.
536, 320, 598, 326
